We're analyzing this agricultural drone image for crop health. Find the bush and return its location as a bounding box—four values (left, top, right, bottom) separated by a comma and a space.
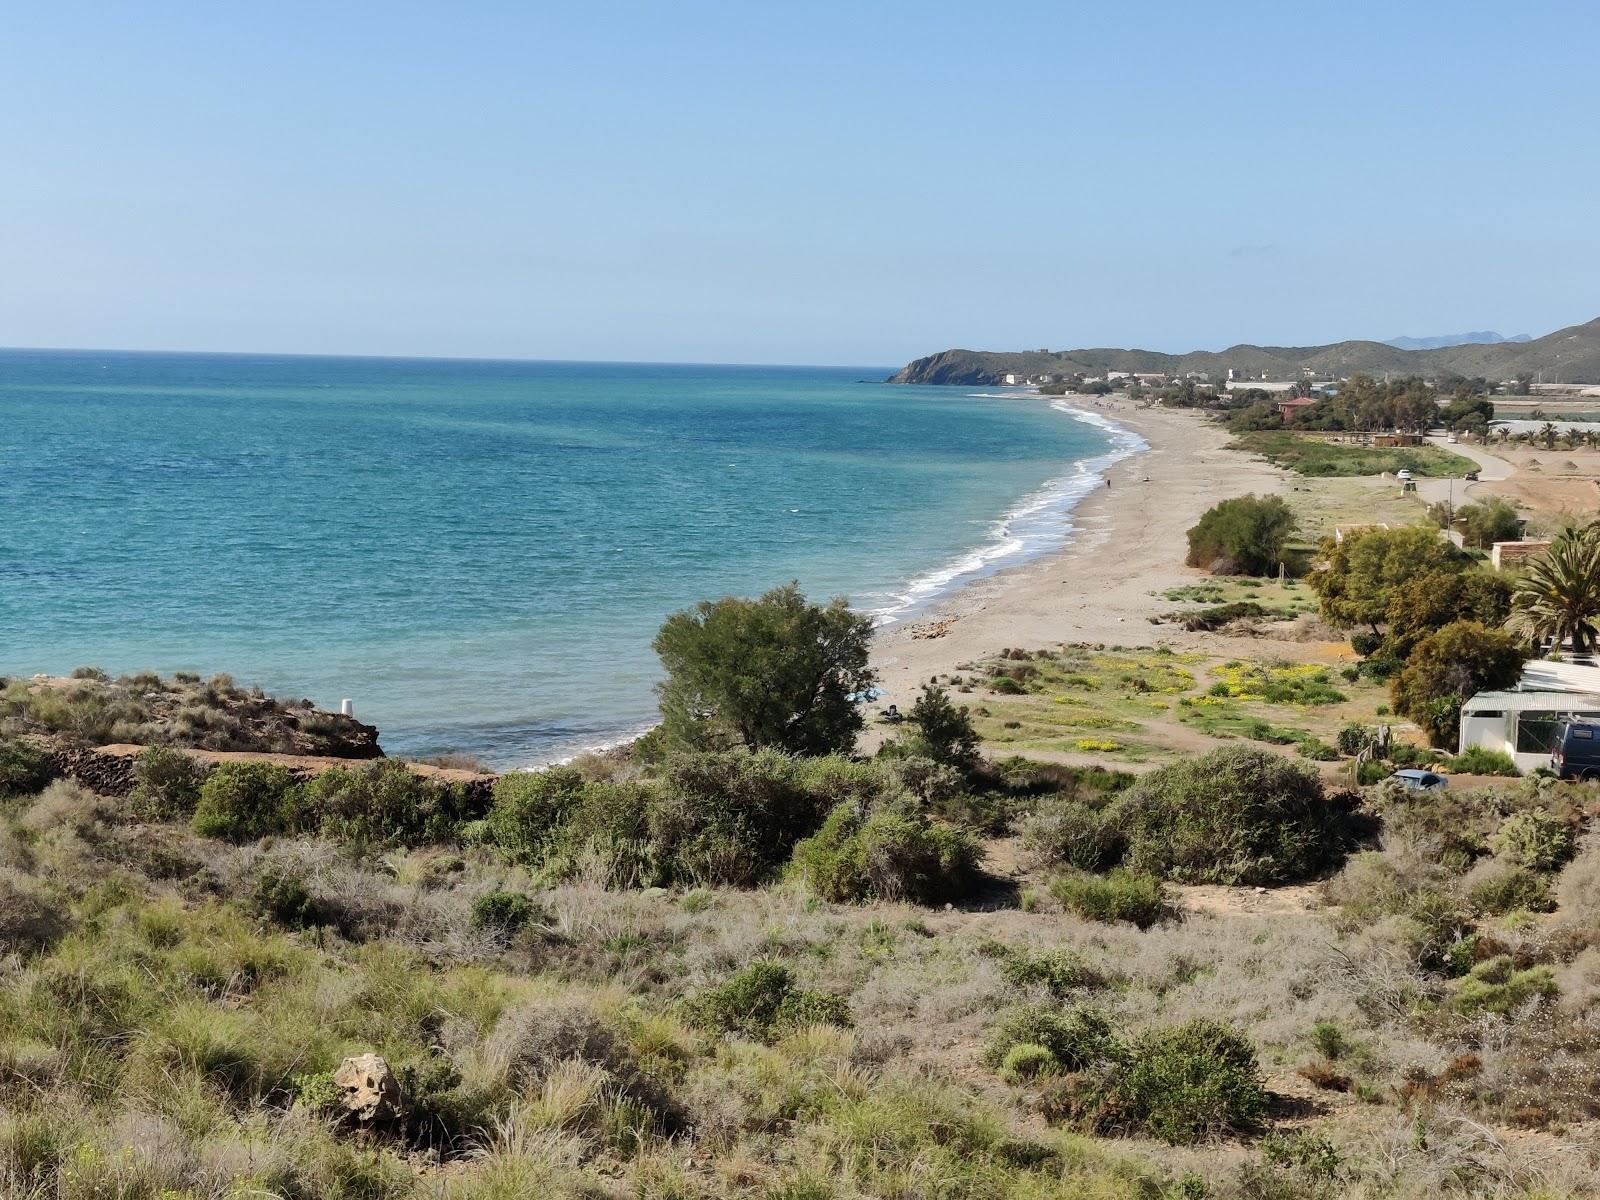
250, 869, 320, 929
1447, 746, 1520, 777
1467, 863, 1553, 915
1102, 1021, 1268, 1144
1335, 723, 1375, 756
1296, 738, 1339, 762
1390, 621, 1527, 749
1108, 746, 1351, 885
999, 1043, 1058, 1084
484, 766, 589, 865
300, 759, 471, 847
1019, 796, 1123, 872
1490, 808, 1576, 872
0, 866, 68, 952
1049, 869, 1169, 928
684, 962, 850, 1041
128, 746, 208, 820
0, 739, 56, 799
984, 1004, 1119, 1073
1185, 495, 1296, 575
791, 799, 978, 904
999, 947, 1102, 996
901, 684, 980, 772
190, 761, 301, 840
470, 890, 540, 934
1451, 957, 1557, 1015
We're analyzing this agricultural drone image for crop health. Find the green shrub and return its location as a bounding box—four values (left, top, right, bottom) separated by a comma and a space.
902, 683, 980, 772
190, 761, 301, 840
1467, 863, 1553, 915
1296, 738, 1339, 762
1050, 869, 1169, 928
684, 962, 850, 1041
991, 675, 1026, 695
128, 746, 208, 820
1357, 759, 1389, 785
999, 947, 1102, 996
984, 1004, 1119, 1072
470, 891, 539, 934
250, 869, 320, 929
1447, 746, 1519, 776
1185, 494, 1296, 575
1019, 796, 1123, 872
999, 1043, 1058, 1084
1490, 809, 1575, 872
1108, 746, 1350, 885
1451, 957, 1557, 1015
300, 758, 471, 847
791, 799, 978, 904
1103, 1020, 1268, 1144
484, 766, 590, 865
0, 738, 56, 799
1337, 729, 1376, 755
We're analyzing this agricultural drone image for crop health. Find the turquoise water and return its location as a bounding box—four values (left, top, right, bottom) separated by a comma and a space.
0, 351, 1137, 765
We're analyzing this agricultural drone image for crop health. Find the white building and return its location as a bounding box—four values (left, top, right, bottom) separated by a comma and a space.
1458, 659, 1600, 773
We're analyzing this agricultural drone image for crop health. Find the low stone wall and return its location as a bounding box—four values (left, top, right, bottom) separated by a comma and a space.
50, 745, 140, 797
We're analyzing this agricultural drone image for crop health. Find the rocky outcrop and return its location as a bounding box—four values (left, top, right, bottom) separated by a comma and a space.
335, 1053, 402, 1124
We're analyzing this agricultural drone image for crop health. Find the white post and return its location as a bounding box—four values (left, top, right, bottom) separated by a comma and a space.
340, 699, 354, 718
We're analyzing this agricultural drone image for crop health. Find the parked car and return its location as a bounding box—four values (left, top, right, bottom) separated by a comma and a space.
1388, 768, 1447, 791
1552, 719, 1600, 779
1465, 470, 1479, 481
1396, 469, 1413, 481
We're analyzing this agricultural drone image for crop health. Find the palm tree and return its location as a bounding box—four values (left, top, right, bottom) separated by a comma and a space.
1508, 523, 1600, 656
1540, 421, 1559, 450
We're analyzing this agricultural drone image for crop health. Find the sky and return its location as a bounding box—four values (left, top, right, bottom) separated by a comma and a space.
3, 0, 1598, 366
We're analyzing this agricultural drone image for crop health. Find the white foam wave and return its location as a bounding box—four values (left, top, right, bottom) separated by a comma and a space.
867, 402, 1147, 625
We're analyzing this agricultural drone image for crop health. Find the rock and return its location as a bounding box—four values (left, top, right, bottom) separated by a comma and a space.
335, 1053, 402, 1124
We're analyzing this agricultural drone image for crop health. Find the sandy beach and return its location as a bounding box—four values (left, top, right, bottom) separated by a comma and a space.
869, 397, 1284, 707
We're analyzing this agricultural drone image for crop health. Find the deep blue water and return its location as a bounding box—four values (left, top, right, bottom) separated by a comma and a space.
0, 350, 1137, 765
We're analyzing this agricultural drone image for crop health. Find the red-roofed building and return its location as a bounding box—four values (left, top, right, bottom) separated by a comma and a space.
1277, 396, 1318, 421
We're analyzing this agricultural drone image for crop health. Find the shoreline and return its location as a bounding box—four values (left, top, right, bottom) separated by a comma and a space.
866, 395, 1283, 717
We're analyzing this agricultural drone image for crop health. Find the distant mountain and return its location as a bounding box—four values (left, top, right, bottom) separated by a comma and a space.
889, 317, 1600, 386
1384, 331, 1533, 351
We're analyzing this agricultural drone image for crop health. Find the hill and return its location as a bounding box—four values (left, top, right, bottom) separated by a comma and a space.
891, 316, 1600, 385
1384, 330, 1531, 351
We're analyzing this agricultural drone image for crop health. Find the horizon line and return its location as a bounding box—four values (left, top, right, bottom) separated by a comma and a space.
0, 342, 895, 374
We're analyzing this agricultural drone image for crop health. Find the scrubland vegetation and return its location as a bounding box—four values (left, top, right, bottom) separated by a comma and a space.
0, 669, 377, 757
7, 573, 1600, 1198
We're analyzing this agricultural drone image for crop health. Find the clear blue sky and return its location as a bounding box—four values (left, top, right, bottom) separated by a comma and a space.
3, 1, 1597, 366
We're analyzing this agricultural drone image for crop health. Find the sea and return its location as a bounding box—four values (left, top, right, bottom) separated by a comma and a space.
0, 350, 1142, 766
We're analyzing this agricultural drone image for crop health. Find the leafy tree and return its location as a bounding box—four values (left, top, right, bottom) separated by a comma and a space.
1384, 569, 1512, 658
1452, 498, 1521, 549
904, 683, 980, 771
1507, 524, 1600, 655
1308, 525, 1466, 633
1184, 494, 1297, 575
1390, 621, 1526, 748
653, 583, 875, 755
1512, 371, 1534, 396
